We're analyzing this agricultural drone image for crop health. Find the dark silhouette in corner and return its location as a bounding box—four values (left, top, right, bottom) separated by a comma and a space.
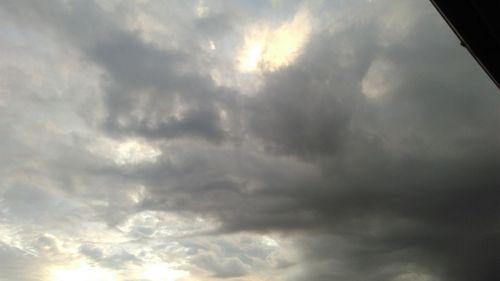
431, 0, 500, 89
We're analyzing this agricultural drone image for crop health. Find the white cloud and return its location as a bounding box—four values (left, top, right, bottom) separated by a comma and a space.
88, 137, 161, 165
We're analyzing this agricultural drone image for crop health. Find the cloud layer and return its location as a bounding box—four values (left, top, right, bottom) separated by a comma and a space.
1, 1, 500, 281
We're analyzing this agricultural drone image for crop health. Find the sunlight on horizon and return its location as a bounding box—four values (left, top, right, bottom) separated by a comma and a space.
51, 264, 117, 281
141, 263, 189, 281
50, 262, 188, 281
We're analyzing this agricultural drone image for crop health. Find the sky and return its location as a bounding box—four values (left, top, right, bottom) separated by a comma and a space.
1, 0, 500, 281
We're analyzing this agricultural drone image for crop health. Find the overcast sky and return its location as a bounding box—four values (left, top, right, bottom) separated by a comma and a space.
1, 1, 500, 281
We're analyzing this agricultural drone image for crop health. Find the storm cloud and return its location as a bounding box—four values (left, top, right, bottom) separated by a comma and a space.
1, 1, 500, 281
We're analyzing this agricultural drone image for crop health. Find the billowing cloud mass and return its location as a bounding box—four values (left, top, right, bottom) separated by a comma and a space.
1, 1, 500, 281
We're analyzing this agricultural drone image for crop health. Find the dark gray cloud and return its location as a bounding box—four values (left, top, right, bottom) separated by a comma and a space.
1, 0, 500, 281
247, 27, 374, 157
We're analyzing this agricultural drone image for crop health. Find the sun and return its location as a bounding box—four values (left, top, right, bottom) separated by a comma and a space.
237, 7, 312, 73
51, 264, 117, 281
239, 40, 265, 72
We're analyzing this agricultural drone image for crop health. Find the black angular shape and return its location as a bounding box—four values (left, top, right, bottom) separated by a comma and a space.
431, 0, 500, 89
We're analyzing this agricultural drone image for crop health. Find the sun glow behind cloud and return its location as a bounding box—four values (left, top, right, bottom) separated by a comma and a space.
140, 263, 188, 281
238, 8, 312, 72
51, 264, 117, 281
50, 262, 188, 281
